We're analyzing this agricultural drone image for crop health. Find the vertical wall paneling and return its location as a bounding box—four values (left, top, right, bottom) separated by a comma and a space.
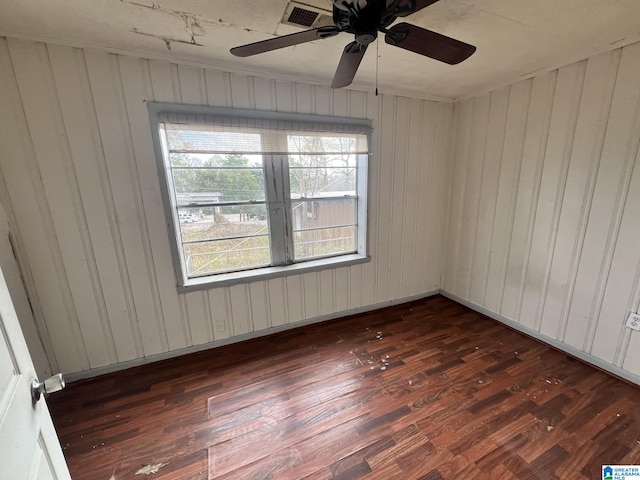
84, 50, 164, 357
608, 157, 640, 372
425, 102, 452, 292
268, 277, 288, 327
185, 291, 211, 345
375, 95, 396, 302
349, 265, 363, 310
468, 88, 509, 306
285, 275, 304, 325
584, 43, 640, 362
295, 83, 313, 114
500, 73, 555, 322
565, 43, 640, 354
540, 52, 619, 342
443, 100, 472, 293
148, 60, 180, 103
229, 284, 252, 336
252, 77, 276, 111
178, 64, 208, 105
0, 42, 62, 372
319, 269, 336, 316
48, 45, 134, 363
275, 79, 295, 112
208, 288, 229, 341
455, 95, 491, 298
444, 41, 640, 381
349, 91, 367, 119
302, 272, 320, 320
314, 86, 332, 116
388, 97, 410, 300
332, 89, 348, 117
249, 281, 270, 332
205, 70, 232, 107
334, 267, 350, 313
0, 39, 451, 376
229, 73, 254, 109
483, 80, 531, 313
400, 98, 423, 296
519, 61, 585, 335
0, 47, 51, 378
413, 100, 435, 294
0, 197, 51, 377
9, 40, 108, 369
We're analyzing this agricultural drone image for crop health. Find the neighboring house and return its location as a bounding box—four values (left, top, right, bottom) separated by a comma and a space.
176, 192, 223, 222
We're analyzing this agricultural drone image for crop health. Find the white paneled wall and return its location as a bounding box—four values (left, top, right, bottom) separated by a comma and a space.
443, 42, 640, 378
0, 38, 452, 376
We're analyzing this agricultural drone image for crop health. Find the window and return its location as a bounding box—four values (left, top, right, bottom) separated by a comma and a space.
148, 103, 371, 289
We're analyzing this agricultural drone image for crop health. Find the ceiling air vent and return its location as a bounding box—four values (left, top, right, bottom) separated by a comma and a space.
282, 2, 334, 29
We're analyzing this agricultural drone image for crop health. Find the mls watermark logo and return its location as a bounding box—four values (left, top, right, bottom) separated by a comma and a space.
604, 465, 640, 480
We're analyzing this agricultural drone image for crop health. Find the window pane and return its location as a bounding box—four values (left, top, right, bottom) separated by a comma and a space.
184, 236, 271, 276
167, 130, 262, 154
289, 167, 356, 197
154, 109, 369, 283
291, 199, 356, 231
179, 205, 268, 244
294, 226, 356, 260
287, 135, 364, 159
171, 155, 265, 203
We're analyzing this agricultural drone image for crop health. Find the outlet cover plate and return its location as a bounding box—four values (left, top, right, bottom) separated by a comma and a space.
626, 313, 640, 331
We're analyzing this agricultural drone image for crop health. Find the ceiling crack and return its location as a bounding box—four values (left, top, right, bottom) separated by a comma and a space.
131, 28, 204, 50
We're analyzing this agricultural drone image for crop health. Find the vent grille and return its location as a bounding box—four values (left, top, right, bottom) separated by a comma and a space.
289, 6, 319, 27
282, 2, 333, 29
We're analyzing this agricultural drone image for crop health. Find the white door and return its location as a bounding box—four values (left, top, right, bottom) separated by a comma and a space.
0, 263, 71, 478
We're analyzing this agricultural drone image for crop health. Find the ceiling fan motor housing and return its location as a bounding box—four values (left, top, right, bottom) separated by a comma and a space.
356, 31, 377, 45
334, 0, 396, 34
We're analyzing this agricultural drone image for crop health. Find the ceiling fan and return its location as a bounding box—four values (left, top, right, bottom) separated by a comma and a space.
230, 0, 476, 88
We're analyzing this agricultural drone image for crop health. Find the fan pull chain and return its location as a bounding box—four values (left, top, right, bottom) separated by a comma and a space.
375, 36, 379, 96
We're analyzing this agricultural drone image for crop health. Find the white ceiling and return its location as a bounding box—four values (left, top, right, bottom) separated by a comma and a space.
1, 0, 640, 100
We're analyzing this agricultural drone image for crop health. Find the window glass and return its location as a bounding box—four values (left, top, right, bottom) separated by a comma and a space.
150, 104, 370, 286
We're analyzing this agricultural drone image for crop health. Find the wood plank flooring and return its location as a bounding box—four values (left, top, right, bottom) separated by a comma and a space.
48, 295, 640, 479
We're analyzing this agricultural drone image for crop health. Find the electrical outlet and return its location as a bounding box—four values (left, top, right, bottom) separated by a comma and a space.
626, 313, 640, 331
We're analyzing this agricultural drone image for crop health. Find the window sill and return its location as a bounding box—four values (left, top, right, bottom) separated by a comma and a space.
178, 254, 371, 292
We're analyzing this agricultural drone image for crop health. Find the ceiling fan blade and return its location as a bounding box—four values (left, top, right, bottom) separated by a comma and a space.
385, 22, 476, 64
393, 0, 441, 17
231, 27, 340, 57
331, 42, 368, 88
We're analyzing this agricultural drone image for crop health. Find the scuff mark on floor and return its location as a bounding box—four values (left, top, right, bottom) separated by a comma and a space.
135, 462, 168, 475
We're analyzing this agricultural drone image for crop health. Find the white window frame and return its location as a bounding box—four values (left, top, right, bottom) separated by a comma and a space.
148, 102, 371, 291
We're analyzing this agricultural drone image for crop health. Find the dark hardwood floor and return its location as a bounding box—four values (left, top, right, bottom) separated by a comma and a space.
48, 295, 640, 479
